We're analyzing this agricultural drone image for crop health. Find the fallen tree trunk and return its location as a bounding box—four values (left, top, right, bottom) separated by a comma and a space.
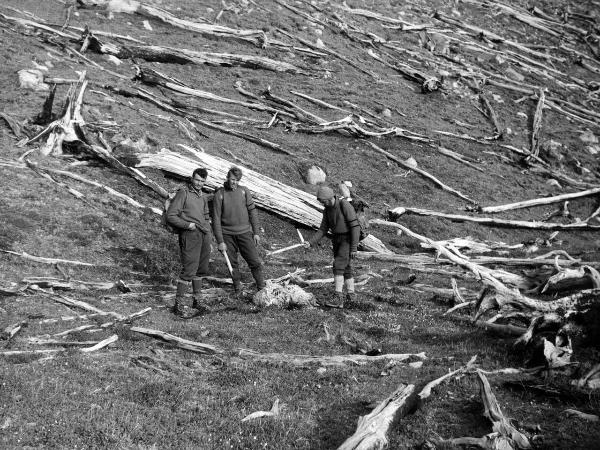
235, 349, 426, 367
389, 207, 600, 231
480, 187, 600, 214
338, 384, 417, 450
131, 326, 222, 355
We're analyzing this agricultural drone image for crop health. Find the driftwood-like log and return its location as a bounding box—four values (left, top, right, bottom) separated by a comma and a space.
30, 286, 123, 318
2, 321, 27, 341
1, 249, 94, 266
131, 326, 221, 355
338, 384, 416, 450
530, 90, 545, 158
564, 409, 599, 422
476, 370, 532, 448
479, 93, 504, 139
480, 187, 600, 215
81, 28, 303, 73
390, 206, 600, 231
419, 355, 478, 400
364, 141, 476, 204
541, 265, 600, 294
0, 112, 24, 138
80, 334, 118, 353
24, 71, 88, 156
236, 349, 426, 367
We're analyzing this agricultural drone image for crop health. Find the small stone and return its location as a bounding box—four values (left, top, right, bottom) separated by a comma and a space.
404, 157, 418, 168
382, 108, 392, 118
316, 367, 326, 375
580, 129, 598, 144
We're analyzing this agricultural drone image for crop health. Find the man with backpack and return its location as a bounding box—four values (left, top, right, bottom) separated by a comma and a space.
304, 185, 361, 309
166, 167, 212, 317
212, 166, 265, 297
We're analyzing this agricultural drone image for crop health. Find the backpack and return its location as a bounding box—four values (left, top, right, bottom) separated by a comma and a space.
161, 188, 187, 234
340, 198, 369, 242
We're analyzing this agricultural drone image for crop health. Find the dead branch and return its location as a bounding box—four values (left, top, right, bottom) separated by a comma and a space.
564, 409, 599, 422
339, 384, 417, 450
389, 207, 600, 231
0, 249, 94, 266
80, 334, 118, 352
419, 355, 478, 400
131, 326, 221, 355
236, 349, 426, 367
530, 90, 546, 159
479, 93, 504, 139
481, 187, 600, 214
363, 141, 476, 204
30, 285, 123, 318
2, 321, 27, 342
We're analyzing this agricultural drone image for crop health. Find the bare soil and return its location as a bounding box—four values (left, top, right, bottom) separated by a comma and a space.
1, 0, 599, 448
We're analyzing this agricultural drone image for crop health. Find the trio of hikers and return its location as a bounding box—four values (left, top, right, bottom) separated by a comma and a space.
166, 166, 360, 317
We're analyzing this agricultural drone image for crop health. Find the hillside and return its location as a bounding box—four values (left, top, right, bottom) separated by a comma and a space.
1, 0, 600, 448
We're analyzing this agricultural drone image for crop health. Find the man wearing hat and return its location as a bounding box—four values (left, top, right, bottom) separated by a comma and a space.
304, 185, 361, 308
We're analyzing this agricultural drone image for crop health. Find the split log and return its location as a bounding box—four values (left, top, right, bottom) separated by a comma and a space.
136, 146, 391, 253
22, 277, 117, 290
0, 112, 24, 138
530, 90, 545, 158
389, 207, 600, 231
78, 0, 268, 47
30, 286, 123, 318
0, 249, 94, 266
28, 338, 100, 346
23, 71, 88, 156
1, 321, 27, 341
434, 12, 565, 62
131, 326, 221, 355
479, 93, 504, 139
480, 187, 600, 215
80, 334, 118, 352
81, 28, 304, 73
338, 384, 416, 450
541, 265, 600, 294
476, 370, 532, 448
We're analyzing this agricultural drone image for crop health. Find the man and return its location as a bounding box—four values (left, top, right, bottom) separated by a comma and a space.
304, 185, 360, 308
212, 166, 265, 296
167, 167, 212, 317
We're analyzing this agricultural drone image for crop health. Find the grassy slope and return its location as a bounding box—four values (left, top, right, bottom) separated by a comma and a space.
1, 0, 599, 448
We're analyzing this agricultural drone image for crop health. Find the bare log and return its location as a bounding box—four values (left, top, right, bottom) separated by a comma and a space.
236, 349, 426, 367
1, 249, 94, 266
363, 141, 476, 204
131, 326, 221, 355
419, 355, 478, 400
479, 93, 504, 139
80, 334, 118, 352
338, 384, 416, 450
530, 90, 545, 158
30, 286, 122, 318
389, 207, 600, 231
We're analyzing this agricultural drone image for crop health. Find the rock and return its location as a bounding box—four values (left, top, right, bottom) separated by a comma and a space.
588, 145, 600, 155
404, 157, 418, 168
580, 129, 598, 144
338, 182, 351, 199
541, 140, 564, 163
17, 69, 49, 91
504, 67, 525, 82
382, 108, 392, 118
300, 164, 327, 185
315, 38, 325, 49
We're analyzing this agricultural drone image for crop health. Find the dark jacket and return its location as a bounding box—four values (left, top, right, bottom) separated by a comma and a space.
309, 197, 361, 252
212, 184, 258, 244
166, 185, 211, 234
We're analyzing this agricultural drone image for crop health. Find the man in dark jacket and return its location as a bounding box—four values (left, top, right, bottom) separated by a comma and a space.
167, 167, 212, 316
212, 166, 265, 296
305, 185, 360, 308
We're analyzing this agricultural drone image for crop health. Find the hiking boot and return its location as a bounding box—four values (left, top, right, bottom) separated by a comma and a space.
173, 301, 195, 319
319, 292, 345, 309
192, 297, 211, 315
232, 281, 243, 299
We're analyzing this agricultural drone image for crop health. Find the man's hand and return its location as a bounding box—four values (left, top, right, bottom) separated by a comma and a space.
350, 251, 357, 259
188, 223, 197, 230
218, 242, 227, 253
253, 234, 260, 245
303, 242, 311, 249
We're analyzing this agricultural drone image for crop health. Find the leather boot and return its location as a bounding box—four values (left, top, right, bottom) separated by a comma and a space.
173, 280, 191, 317
192, 277, 210, 314
251, 266, 266, 291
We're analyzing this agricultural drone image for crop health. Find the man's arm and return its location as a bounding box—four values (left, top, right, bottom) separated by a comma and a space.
341, 200, 361, 252
212, 189, 224, 243
166, 189, 191, 230
307, 214, 328, 247
245, 187, 259, 235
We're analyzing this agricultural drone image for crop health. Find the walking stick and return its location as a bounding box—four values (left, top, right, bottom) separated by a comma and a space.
222, 249, 234, 278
